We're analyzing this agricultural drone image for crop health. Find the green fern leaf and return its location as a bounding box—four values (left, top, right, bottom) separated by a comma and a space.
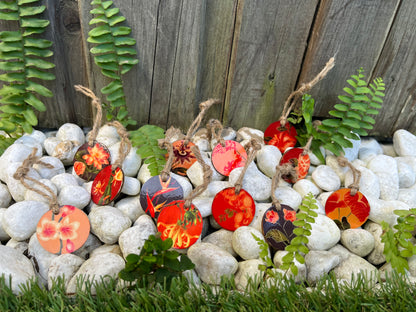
130, 125, 166, 177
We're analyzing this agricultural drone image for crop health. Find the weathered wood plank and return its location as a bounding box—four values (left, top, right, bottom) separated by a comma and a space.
40, 0, 90, 128
298, 0, 400, 123
162, 0, 207, 132
370, 0, 416, 136
223, 0, 319, 131
78, 0, 157, 127
198, 0, 237, 123
148, 0, 185, 128
0, 0, 89, 129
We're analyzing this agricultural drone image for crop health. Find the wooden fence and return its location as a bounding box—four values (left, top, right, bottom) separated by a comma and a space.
1, 0, 416, 137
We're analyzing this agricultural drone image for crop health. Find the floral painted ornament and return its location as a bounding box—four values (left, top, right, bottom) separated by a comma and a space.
73, 141, 111, 181
325, 188, 370, 230
36, 205, 90, 254
212, 139, 260, 231
264, 121, 297, 154
208, 119, 247, 176
157, 144, 212, 249
211, 187, 255, 231
157, 200, 203, 249
170, 140, 197, 176
91, 120, 131, 206
91, 165, 124, 205
325, 157, 369, 229
262, 204, 296, 250
279, 147, 310, 183
73, 85, 110, 182
140, 175, 183, 219
211, 140, 247, 176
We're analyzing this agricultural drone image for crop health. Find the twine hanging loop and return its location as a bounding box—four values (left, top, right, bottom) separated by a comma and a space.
234, 139, 262, 194
337, 156, 361, 196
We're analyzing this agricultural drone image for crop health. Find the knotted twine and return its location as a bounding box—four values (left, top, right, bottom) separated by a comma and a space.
106, 121, 131, 169
184, 98, 221, 146
13, 148, 60, 214
74, 85, 103, 147
337, 156, 361, 196
207, 119, 226, 147
234, 138, 262, 194
158, 127, 184, 182
280, 57, 335, 127
184, 145, 213, 208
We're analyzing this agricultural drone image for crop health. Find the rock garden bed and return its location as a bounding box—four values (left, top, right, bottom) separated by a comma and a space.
1, 122, 416, 295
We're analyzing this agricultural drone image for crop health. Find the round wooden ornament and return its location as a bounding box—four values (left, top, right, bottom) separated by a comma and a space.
279, 148, 310, 183
262, 204, 297, 250
73, 141, 111, 182
264, 121, 298, 153
36, 205, 90, 254
157, 200, 203, 249
211, 187, 256, 231
91, 166, 124, 205
170, 140, 197, 176
211, 140, 247, 176
325, 188, 370, 229
140, 175, 184, 219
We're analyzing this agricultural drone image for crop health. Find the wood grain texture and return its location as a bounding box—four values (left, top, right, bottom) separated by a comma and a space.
40, 0, 90, 128
370, 0, 416, 136
198, 0, 237, 123
78, 0, 156, 128
298, 0, 400, 120
164, 0, 206, 132
223, 0, 319, 131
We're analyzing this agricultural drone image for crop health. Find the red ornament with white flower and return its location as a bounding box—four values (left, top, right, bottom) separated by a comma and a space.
261, 204, 296, 250
36, 205, 90, 254
264, 121, 297, 153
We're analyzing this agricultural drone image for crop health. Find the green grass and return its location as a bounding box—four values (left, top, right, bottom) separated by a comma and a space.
1, 273, 416, 311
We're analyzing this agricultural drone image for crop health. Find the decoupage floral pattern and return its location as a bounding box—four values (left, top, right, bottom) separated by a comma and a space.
211, 187, 255, 231
140, 175, 184, 219
279, 147, 310, 183
211, 140, 247, 176
157, 200, 202, 249
170, 140, 197, 176
73, 141, 111, 181
36, 205, 90, 254
262, 204, 296, 250
325, 188, 370, 229
264, 121, 298, 153
91, 166, 124, 205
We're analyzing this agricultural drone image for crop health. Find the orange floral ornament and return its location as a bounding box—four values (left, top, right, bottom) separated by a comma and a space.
37, 219, 59, 241
73, 141, 111, 182
36, 205, 90, 255
83, 143, 110, 170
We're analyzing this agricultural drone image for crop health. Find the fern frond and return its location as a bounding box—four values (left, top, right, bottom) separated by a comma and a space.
130, 125, 166, 177
0, 0, 55, 154
88, 0, 138, 127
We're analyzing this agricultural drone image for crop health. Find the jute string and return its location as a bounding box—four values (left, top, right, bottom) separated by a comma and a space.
207, 119, 226, 147
53, 140, 79, 159
13, 148, 60, 214
184, 145, 212, 208
271, 163, 298, 210
158, 127, 183, 182
234, 139, 262, 194
337, 156, 361, 196
280, 57, 335, 127
107, 121, 131, 169
74, 85, 103, 146
301, 136, 314, 156
184, 99, 220, 145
